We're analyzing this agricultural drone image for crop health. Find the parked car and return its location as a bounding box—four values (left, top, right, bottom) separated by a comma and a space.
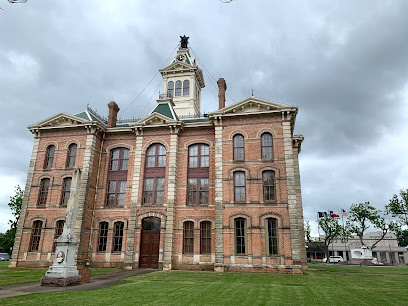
322, 256, 344, 263
0, 253, 11, 261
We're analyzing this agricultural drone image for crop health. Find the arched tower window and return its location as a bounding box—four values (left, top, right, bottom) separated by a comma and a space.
143, 144, 166, 205
167, 81, 174, 97
183, 80, 190, 96
175, 80, 182, 96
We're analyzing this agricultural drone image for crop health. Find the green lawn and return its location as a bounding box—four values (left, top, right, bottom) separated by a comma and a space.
1, 263, 408, 305
0, 262, 123, 286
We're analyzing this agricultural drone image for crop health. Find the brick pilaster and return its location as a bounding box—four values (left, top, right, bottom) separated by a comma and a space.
74, 131, 97, 264
9, 137, 40, 267
125, 135, 144, 268
163, 132, 179, 270
282, 120, 301, 265
214, 125, 224, 271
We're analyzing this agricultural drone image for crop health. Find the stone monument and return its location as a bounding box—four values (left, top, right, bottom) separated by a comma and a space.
41, 168, 82, 286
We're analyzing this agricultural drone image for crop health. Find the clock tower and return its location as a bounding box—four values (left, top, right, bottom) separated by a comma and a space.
159, 36, 205, 117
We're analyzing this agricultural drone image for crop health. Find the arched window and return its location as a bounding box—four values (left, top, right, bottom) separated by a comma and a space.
187, 144, 209, 205
261, 133, 273, 159
98, 222, 109, 252
200, 221, 211, 254
266, 218, 278, 255
263, 171, 276, 201
183, 80, 190, 96
61, 177, 72, 205
110, 148, 129, 171
30, 220, 43, 251
143, 144, 166, 205
234, 218, 246, 255
53, 220, 65, 251
167, 81, 174, 97
234, 171, 246, 202
107, 148, 129, 207
38, 178, 50, 205
146, 144, 166, 168
233, 134, 244, 160
175, 80, 182, 96
183, 221, 194, 254
113, 221, 124, 252
44, 145, 55, 169
66, 143, 77, 168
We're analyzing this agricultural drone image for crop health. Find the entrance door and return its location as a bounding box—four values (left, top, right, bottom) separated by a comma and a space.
139, 217, 161, 269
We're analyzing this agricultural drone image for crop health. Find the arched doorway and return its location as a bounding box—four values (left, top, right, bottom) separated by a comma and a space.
139, 217, 161, 268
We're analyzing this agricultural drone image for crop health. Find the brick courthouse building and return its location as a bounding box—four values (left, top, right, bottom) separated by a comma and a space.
10, 38, 307, 273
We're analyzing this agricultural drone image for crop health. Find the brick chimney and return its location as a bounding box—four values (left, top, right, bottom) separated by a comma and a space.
107, 101, 120, 128
217, 78, 227, 110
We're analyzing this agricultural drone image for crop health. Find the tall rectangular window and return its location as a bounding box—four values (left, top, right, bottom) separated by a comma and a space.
38, 178, 50, 205
233, 135, 244, 160
66, 143, 77, 168
266, 218, 278, 255
175, 80, 182, 96
200, 221, 211, 254
263, 171, 276, 201
98, 222, 109, 252
235, 218, 246, 255
107, 180, 127, 206
183, 221, 194, 254
53, 220, 65, 251
234, 172, 246, 202
113, 222, 124, 252
44, 145, 55, 169
30, 220, 43, 251
61, 177, 72, 205
261, 133, 273, 159
187, 144, 210, 205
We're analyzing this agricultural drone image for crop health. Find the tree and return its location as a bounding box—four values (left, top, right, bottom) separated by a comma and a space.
317, 217, 348, 259
347, 202, 398, 250
304, 221, 313, 242
386, 189, 408, 228
0, 185, 23, 254
395, 229, 408, 247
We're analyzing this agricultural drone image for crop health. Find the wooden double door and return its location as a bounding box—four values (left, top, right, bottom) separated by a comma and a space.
139, 217, 161, 269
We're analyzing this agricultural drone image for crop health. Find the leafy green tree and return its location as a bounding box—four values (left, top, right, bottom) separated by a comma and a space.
8, 185, 23, 230
347, 202, 398, 250
386, 189, 408, 228
317, 217, 349, 259
395, 229, 408, 247
0, 186, 23, 254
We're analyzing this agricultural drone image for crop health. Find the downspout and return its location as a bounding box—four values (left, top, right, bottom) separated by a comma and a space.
86, 132, 105, 266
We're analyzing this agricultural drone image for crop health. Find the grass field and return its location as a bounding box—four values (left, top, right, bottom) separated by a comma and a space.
0, 262, 123, 286
1, 262, 408, 305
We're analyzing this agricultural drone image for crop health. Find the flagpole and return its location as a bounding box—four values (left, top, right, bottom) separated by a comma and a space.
342, 210, 348, 265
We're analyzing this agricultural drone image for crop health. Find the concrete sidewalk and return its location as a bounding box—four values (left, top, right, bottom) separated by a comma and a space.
0, 269, 156, 299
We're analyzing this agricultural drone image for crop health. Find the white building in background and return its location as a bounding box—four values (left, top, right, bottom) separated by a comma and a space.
307, 231, 408, 265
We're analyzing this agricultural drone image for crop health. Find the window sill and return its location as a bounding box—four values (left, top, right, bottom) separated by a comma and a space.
37, 205, 46, 208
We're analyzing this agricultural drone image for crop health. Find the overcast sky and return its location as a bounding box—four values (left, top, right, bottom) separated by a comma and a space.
0, 0, 407, 235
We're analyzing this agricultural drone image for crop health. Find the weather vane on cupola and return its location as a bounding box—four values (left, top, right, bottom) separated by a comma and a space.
180, 35, 189, 49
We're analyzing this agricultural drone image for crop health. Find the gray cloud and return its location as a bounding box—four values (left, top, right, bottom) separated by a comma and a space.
1, 0, 407, 235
